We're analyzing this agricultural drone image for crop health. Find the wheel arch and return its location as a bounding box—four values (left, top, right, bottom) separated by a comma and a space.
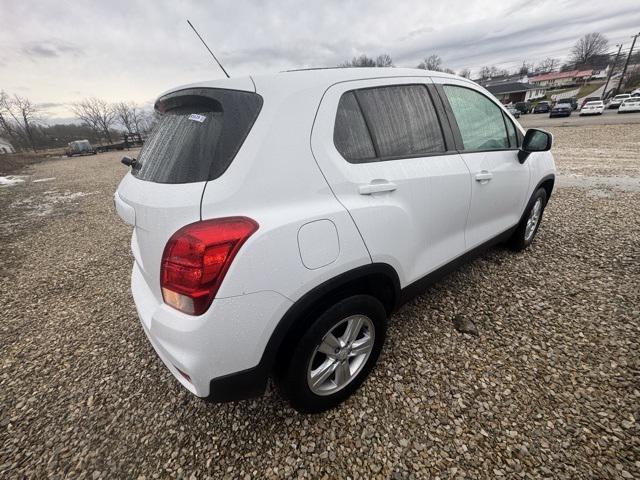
207, 263, 401, 402
536, 174, 555, 205
271, 263, 400, 373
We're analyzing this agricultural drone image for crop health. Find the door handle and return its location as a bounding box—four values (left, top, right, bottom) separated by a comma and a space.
475, 171, 493, 182
358, 181, 397, 195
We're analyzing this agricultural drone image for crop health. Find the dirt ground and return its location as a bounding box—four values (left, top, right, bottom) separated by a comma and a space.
1, 125, 638, 479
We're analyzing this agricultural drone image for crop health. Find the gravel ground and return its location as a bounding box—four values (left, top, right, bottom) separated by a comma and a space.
1, 125, 639, 479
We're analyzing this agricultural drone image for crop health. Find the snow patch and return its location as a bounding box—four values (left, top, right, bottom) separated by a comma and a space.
32, 177, 56, 183
0, 175, 28, 187
9, 190, 97, 218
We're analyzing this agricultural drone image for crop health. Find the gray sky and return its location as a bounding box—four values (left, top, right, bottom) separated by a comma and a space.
1, 0, 639, 121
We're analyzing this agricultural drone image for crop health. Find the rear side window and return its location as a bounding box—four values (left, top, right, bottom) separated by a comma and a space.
133, 88, 262, 184
443, 85, 509, 151
333, 92, 376, 162
334, 84, 445, 163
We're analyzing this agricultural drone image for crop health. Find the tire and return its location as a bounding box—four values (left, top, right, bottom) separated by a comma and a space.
509, 187, 548, 252
277, 295, 387, 413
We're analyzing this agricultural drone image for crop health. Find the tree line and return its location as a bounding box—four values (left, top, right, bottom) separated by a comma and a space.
338, 32, 639, 85
0, 92, 156, 152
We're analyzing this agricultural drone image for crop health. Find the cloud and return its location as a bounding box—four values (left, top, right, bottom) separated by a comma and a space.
22, 41, 83, 59
1, 0, 639, 121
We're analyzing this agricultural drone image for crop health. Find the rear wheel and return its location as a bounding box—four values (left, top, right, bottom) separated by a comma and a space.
509, 188, 547, 251
277, 295, 387, 413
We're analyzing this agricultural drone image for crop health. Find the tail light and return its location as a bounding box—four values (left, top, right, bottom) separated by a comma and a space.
160, 217, 258, 315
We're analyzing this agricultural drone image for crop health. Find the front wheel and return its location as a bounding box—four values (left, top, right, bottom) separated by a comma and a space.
509, 188, 547, 251
277, 295, 387, 413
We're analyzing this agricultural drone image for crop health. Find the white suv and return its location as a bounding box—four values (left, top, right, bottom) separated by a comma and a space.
115, 68, 555, 413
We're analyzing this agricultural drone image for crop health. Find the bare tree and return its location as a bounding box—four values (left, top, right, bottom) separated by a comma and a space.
0, 91, 21, 148
519, 61, 533, 76
458, 68, 471, 79
417, 54, 443, 71
0, 92, 41, 151
570, 33, 608, 67
535, 57, 559, 73
375, 54, 394, 67
114, 101, 145, 133
115, 102, 134, 133
71, 98, 116, 143
339, 54, 376, 67
478, 65, 508, 80
339, 54, 394, 68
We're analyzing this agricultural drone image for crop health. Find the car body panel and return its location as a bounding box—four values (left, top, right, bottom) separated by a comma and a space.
311, 76, 472, 287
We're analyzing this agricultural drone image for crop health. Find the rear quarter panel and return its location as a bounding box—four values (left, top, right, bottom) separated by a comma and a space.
199, 79, 372, 303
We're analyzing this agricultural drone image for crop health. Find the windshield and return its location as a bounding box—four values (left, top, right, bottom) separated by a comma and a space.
132, 88, 263, 184
585, 102, 602, 106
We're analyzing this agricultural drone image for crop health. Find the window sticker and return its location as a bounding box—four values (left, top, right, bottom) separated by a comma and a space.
188, 113, 207, 123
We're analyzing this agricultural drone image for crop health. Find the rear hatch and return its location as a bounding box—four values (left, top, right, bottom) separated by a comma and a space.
115, 86, 263, 302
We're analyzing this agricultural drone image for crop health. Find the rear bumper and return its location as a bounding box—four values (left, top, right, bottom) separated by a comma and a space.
131, 262, 292, 400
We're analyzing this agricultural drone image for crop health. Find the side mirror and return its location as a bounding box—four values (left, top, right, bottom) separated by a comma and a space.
518, 129, 552, 163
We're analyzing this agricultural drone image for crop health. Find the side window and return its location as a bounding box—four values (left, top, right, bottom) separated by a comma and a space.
333, 85, 445, 163
503, 113, 518, 148
356, 85, 445, 158
443, 85, 509, 151
333, 92, 376, 163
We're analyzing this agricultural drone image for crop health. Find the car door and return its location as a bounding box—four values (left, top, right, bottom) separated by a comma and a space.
311, 77, 471, 287
432, 78, 530, 249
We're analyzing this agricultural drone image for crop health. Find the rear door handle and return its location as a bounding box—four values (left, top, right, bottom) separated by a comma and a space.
475, 171, 493, 182
358, 181, 397, 195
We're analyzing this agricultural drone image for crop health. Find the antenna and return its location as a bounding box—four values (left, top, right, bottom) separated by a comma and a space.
187, 19, 230, 78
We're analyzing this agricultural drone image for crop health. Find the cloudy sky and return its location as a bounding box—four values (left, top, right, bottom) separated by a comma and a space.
1, 0, 639, 121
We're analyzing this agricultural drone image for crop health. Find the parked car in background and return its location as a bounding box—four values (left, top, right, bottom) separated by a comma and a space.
533, 101, 551, 113
65, 140, 96, 157
550, 103, 572, 117
114, 68, 556, 413
557, 97, 578, 110
618, 97, 640, 113
631, 88, 640, 97
579, 100, 605, 116
505, 104, 521, 118
580, 96, 601, 109
514, 101, 532, 114
607, 94, 631, 109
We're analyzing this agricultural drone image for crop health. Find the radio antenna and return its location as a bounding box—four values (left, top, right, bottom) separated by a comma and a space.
187, 19, 230, 78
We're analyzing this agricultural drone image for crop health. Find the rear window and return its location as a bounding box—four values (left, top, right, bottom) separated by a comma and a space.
132, 88, 262, 184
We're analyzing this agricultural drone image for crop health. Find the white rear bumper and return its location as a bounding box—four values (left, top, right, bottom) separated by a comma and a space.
130, 262, 293, 397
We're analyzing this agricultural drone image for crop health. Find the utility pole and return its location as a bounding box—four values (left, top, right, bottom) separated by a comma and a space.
617, 32, 639, 95
602, 44, 623, 100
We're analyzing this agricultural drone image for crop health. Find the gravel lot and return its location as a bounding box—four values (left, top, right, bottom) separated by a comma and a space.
1, 124, 639, 479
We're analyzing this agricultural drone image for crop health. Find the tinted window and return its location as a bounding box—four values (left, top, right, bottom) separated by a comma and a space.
443, 85, 509, 151
333, 92, 376, 162
356, 85, 445, 158
133, 88, 262, 184
503, 113, 518, 148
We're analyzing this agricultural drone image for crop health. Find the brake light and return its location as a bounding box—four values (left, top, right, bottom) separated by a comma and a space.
160, 217, 258, 315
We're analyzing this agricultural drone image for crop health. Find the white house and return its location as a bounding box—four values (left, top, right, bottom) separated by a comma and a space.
0, 137, 15, 154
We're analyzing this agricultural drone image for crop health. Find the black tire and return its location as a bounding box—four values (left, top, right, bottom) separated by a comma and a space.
509, 187, 548, 252
277, 295, 387, 413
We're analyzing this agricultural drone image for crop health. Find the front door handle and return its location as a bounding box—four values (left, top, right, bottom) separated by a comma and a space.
475, 171, 493, 183
358, 181, 397, 195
